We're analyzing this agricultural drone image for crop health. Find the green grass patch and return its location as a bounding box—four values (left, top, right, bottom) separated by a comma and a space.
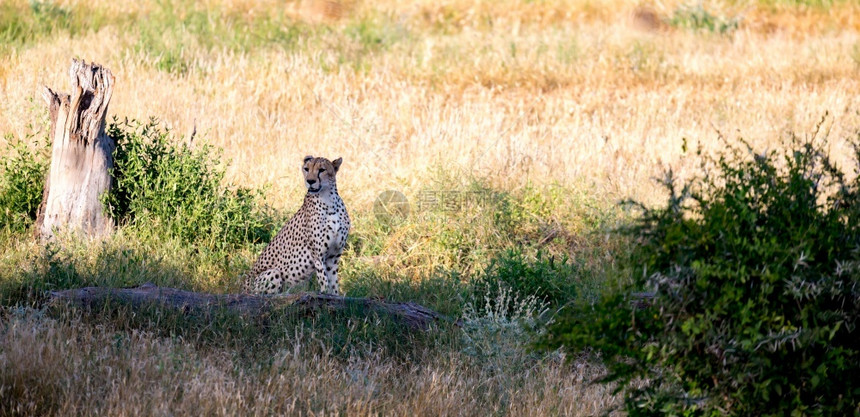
667, 3, 740, 34
125, 1, 407, 75
0, 233, 252, 307
1, 0, 410, 74
344, 268, 469, 317
747, 0, 846, 8
127, 1, 306, 75
0, 0, 112, 55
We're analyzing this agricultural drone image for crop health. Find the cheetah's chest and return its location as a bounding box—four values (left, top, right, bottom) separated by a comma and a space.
321, 210, 348, 254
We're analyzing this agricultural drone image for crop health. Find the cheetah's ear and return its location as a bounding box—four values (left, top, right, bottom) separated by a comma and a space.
303, 155, 314, 164
332, 157, 343, 172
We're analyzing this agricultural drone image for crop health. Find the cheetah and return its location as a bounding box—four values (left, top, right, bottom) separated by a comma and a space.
242, 155, 350, 295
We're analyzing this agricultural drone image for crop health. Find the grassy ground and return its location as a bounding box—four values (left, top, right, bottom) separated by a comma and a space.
1, 0, 859, 415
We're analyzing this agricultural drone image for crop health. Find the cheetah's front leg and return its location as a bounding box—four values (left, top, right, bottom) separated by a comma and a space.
324, 254, 341, 295
313, 258, 338, 295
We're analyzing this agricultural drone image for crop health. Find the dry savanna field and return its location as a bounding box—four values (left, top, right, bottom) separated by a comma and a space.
1, 0, 859, 415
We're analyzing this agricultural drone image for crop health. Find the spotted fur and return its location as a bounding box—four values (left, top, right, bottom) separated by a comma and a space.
242, 155, 350, 295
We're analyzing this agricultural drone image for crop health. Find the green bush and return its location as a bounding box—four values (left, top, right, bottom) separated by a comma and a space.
539, 130, 860, 415
0, 134, 47, 233
105, 118, 280, 250
0, 119, 278, 250
472, 250, 583, 315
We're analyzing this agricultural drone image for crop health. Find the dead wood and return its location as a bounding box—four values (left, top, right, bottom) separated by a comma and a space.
48, 283, 453, 330
631, 291, 656, 310
37, 59, 115, 240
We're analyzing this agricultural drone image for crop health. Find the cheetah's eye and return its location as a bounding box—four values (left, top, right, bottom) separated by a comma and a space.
304, 167, 309, 172
319, 168, 326, 173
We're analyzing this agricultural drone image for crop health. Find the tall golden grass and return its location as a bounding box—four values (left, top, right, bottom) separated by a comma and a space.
2, 0, 857, 209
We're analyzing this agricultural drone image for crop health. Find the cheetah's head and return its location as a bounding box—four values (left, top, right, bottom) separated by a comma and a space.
302, 155, 342, 194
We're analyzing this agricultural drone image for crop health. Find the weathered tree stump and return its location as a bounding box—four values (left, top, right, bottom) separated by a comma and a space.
48, 283, 454, 330
37, 59, 115, 240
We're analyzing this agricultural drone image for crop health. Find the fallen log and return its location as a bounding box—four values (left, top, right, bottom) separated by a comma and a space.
630, 291, 656, 310
48, 282, 452, 330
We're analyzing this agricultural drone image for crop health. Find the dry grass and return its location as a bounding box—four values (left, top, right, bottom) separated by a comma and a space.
2, 0, 858, 209
1, 0, 859, 415
0, 309, 618, 416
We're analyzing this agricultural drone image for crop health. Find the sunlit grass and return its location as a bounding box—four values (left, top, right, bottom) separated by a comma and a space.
0, 0, 858, 414
2, 1, 858, 208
